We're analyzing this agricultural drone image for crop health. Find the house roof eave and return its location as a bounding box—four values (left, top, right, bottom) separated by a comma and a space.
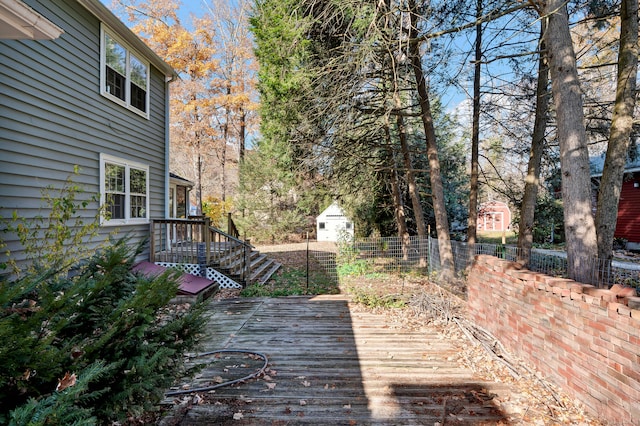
170, 173, 194, 188
591, 167, 640, 178
0, 0, 64, 40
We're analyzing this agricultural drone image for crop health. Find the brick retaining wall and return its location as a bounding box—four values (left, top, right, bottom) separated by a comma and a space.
468, 254, 640, 426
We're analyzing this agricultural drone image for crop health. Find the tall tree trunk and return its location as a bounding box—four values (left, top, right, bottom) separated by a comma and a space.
408, 0, 454, 279
240, 107, 246, 162
385, 122, 410, 260
195, 149, 203, 215
220, 129, 228, 202
397, 110, 426, 264
221, 82, 232, 202
517, 19, 550, 267
396, 111, 426, 238
397, 110, 427, 266
543, 0, 598, 283
595, 0, 639, 262
467, 0, 482, 265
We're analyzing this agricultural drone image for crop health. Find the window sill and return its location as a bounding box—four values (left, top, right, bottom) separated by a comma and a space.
100, 91, 150, 120
102, 219, 150, 227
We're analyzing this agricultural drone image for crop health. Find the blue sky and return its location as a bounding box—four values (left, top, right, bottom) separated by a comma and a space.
102, 0, 207, 27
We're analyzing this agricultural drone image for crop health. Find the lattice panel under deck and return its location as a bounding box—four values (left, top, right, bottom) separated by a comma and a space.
206, 267, 242, 289
155, 262, 201, 276
154, 262, 241, 289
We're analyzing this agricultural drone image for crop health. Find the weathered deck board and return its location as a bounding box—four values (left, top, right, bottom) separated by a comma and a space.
162, 295, 514, 425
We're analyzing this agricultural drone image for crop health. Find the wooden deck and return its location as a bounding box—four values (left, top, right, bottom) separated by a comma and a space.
161, 296, 515, 425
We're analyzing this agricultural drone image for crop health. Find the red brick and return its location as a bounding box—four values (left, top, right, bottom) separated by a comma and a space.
617, 304, 632, 317
606, 348, 633, 369
570, 291, 585, 302
625, 295, 640, 307
541, 276, 574, 287
607, 301, 625, 313
515, 271, 538, 283
607, 327, 630, 343
587, 319, 607, 333
584, 287, 617, 302
610, 284, 638, 298
468, 256, 640, 426
622, 365, 640, 388
583, 293, 597, 305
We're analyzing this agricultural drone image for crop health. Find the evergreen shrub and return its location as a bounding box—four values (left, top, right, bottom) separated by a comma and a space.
0, 239, 206, 425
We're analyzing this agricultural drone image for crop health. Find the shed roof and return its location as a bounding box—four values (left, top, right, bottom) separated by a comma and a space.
318, 202, 348, 219
590, 145, 640, 177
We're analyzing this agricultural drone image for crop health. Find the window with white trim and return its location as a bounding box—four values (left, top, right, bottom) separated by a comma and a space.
100, 26, 150, 118
100, 154, 149, 225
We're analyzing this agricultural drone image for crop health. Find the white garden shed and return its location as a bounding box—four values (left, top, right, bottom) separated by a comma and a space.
316, 202, 354, 242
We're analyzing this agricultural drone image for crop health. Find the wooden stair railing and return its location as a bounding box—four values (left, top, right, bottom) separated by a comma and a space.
227, 213, 240, 239
150, 218, 253, 285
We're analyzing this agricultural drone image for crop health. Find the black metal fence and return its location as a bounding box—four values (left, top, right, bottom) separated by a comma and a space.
308, 236, 640, 289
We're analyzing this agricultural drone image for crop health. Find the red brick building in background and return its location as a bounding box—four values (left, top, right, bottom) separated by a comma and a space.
591, 150, 640, 250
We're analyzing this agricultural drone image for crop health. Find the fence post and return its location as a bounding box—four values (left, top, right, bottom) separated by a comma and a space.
244, 239, 252, 287
427, 227, 431, 275
149, 221, 155, 262
204, 217, 211, 265
306, 232, 310, 293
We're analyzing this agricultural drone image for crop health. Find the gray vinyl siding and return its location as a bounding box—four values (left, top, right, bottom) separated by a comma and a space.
0, 0, 169, 272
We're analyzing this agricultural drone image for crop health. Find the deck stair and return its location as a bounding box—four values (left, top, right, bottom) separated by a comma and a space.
213, 247, 281, 286
249, 252, 282, 285
150, 218, 281, 291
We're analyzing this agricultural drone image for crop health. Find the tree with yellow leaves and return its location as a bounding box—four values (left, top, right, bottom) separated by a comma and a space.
203, 0, 259, 203
115, 0, 220, 213
113, 0, 258, 214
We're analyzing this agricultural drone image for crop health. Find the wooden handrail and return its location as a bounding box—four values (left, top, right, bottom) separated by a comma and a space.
227, 213, 240, 239
149, 218, 252, 285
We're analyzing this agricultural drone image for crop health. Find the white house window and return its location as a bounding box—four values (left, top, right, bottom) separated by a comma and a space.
100, 154, 149, 225
101, 27, 149, 118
